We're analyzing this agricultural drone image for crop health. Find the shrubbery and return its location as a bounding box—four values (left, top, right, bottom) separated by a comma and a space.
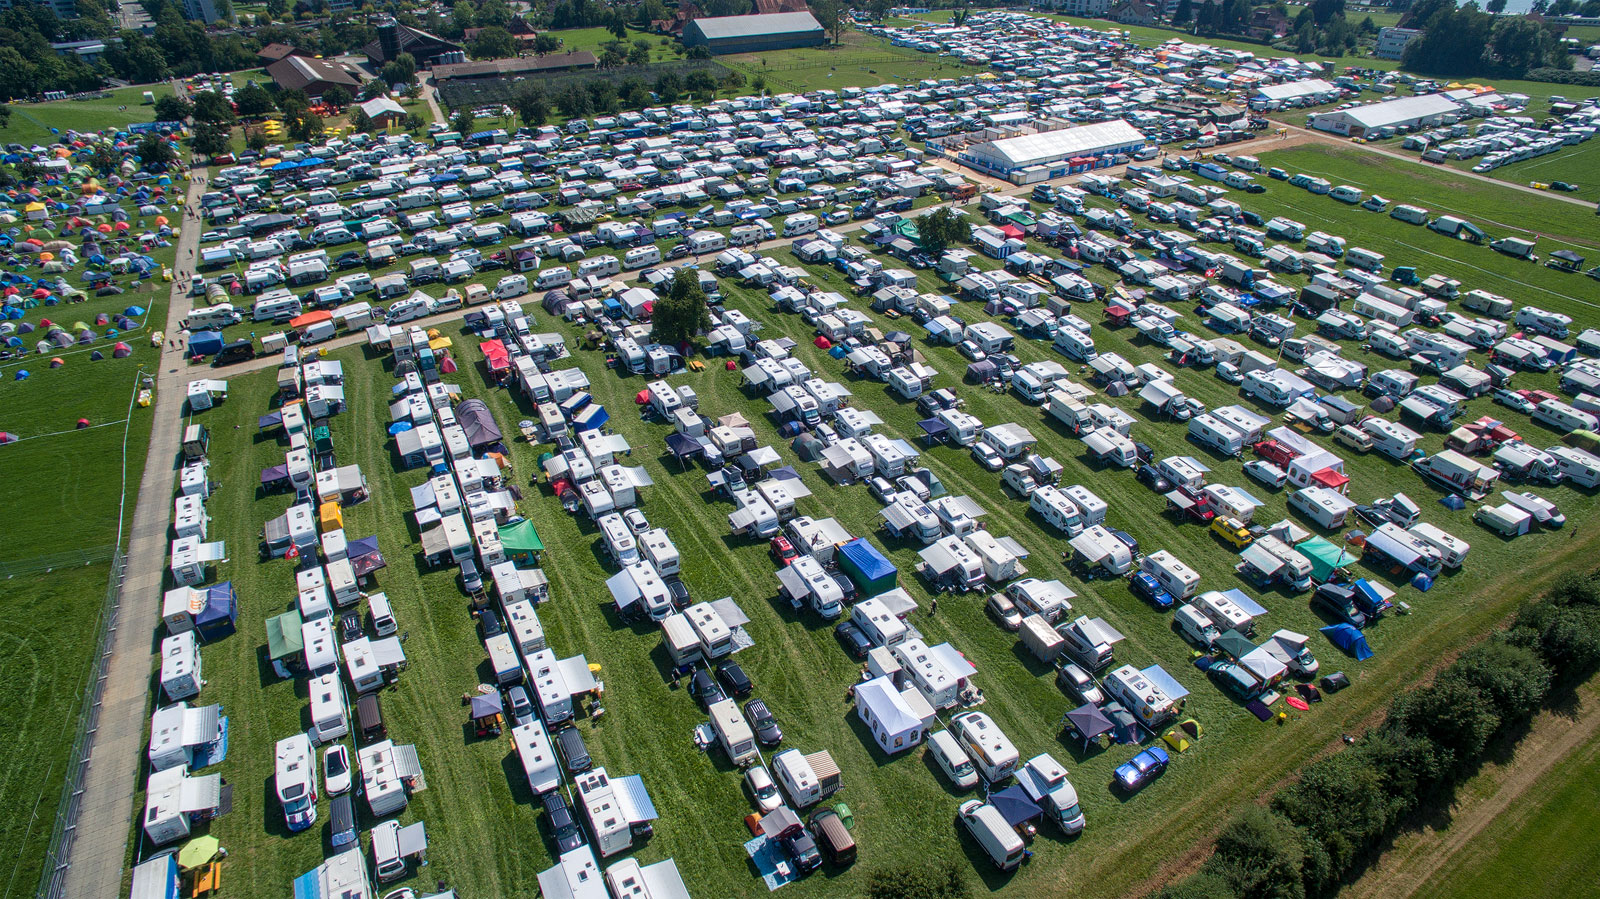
1523, 68, 1600, 87
1158, 570, 1600, 899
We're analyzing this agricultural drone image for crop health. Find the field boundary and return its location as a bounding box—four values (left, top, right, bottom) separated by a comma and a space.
0, 548, 119, 580
29, 549, 126, 899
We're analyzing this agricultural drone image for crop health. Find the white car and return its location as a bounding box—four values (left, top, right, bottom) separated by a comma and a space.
971, 443, 1005, 472
1243, 460, 1288, 489
323, 743, 352, 795
1493, 389, 1536, 415
622, 508, 650, 535
743, 765, 783, 814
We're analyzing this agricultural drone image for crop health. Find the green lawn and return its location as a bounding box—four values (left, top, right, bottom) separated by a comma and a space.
1410, 693, 1600, 899
719, 32, 982, 94
151, 137, 1600, 898
1436, 135, 1600, 204
0, 83, 177, 146
541, 26, 682, 64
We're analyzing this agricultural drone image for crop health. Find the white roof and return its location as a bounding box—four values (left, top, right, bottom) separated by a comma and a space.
1257, 78, 1335, 101
690, 11, 822, 39
971, 119, 1146, 168
1325, 93, 1460, 129
857, 675, 922, 735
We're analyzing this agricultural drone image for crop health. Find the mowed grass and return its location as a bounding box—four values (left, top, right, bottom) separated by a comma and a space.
543, 26, 682, 64
0, 220, 177, 895
719, 32, 983, 94
163, 139, 1600, 897
1409, 690, 1600, 899
0, 83, 177, 146
1439, 136, 1600, 204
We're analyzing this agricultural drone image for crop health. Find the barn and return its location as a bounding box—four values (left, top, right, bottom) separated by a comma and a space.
681, 12, 826, 55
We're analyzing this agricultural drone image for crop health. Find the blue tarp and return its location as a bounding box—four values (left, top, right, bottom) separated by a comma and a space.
572, 404, 609, 432
1141, 664, 1191, 701
1321, 624, 1374, 660
838, 538, 896, 595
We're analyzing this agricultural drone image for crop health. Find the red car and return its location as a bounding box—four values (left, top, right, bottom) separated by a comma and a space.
769, 536, 800, 566
1252, 438, 1298, 467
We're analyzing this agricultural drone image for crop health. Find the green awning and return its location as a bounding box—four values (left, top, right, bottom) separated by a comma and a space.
1295, 537, 1355, 583
500, 519, 544, 553
266, 609, 304, 660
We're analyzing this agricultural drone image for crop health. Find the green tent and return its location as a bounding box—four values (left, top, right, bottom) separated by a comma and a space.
1212, 629, 1256, 662
265, 609, 304, 665
500, 519, 544, 565
1295, 536, 1355, 583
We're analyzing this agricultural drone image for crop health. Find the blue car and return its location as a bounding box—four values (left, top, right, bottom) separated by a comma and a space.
1114, 746, 1170, 793
1130, 573, 1174, 610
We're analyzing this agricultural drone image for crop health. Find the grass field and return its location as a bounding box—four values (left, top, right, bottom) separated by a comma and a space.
0, 83, 177, 146
720, 32, 983, 94
138, 138, 1600, 898
544, 26, 683, 65
0, 180, 181, 896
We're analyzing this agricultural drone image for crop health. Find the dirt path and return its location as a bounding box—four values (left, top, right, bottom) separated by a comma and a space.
1341, 681, 1600, 899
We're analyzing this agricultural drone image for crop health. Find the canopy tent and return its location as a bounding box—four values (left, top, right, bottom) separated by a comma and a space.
1295, 536, 1355, 582
498, 519, 544, 564
1062, 702, 1114, 751
347, 536, 386, 577
988, 785, 1043, 827
1320, 624, 1373, 660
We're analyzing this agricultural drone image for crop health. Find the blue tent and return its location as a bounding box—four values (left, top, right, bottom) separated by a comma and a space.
572, 404, 609, 432
1320, 624, 1373, 661
988, 785, 1043, 826
187, 330, 223, 356
837, 538, 897, 596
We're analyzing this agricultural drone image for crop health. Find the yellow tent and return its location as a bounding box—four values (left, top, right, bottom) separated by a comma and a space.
428, 335, 453, 351
319, 501, 343, 532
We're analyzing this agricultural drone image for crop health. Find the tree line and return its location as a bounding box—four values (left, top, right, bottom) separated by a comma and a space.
1157, 568, 1600, 899
1401, 0, 1571, 78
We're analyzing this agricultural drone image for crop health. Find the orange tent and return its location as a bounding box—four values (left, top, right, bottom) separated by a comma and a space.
289, 310, 334, 329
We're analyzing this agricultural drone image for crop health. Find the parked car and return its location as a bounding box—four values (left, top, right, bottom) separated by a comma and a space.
477, 607, 503, 640
1493, 389, 1536, 415
690, 668, 726, 709
744, 765, 783, 814
665, 575, 691, 611
1135, 464, 1172, 493
716, 659, 753, 697
555, 724, 592, 774
972, 443, 1005, 471
835, 621, 873, 659
543, 791, 586, 853
1113, 746, 1170, 793
1313, 583, 1368, 628
781, 827, 822, 875
986, 592, 1023, 630
622, 508, 650, 535
867, 476, 898, 504
1130, 572, 1175, 610
745, 698, 783, 746
1207, 660, 1265, 700
1243, 460, 1289, 489
1055, 662, 1106, 706
505, 685, 535, 726
323, 744, 351, 795
769, 535, 800, 566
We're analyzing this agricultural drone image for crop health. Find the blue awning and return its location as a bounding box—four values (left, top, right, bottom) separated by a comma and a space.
292, 870, 321, 899
989, 784, 1043, 826
1141, 664, 1190, 701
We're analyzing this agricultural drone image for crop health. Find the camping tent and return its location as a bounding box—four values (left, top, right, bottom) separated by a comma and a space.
988, 785, 1043, 827
1295, 536, 1355, 582
455, 398, 503, 450
1062, 703, 1114, 751
1320, 624, 1373, 660
837, 538, 896, 597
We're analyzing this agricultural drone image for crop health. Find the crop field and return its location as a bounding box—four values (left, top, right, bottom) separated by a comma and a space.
0, 83, 178, 146
140, 138, 1600, 899
719, 32, 983, 95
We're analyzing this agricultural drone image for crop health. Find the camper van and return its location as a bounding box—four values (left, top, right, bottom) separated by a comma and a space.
512, 719, 560, 795
275, 733, 319, 832
308, 673, 349, 743
1195, 590, 1255, 636
950, 711, 1019, 783
1029, 485, 1085, 536
686, 602, 733, 659
1103, 664, 1180, 727
1140, 550, 1200, 601
1408, 522, 1470, 568
958, 800, 1028, 871
709, 699, 759, 767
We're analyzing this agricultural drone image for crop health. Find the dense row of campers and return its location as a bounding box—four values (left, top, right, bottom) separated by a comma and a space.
527, 648, 598, 726
1359, 417, 1422, 461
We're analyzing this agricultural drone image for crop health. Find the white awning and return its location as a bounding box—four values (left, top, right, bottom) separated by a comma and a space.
615, 773, 658, 823
996, 536, 1030, 559
556, 656, 597, 694
393, 743, 423, 780
1239, 543, 1283, 574
179, 773, 222, 812
182, 704, 222, 745
918, 542, 962, 574
710, 597, 749, 629
875, 587, 918, 617
928, 642, 976, 680
409, 481, 436, 511
746, 445, 781, 467
371, 636, 407, 667
728, 507, 757, 532
776, 564, 809, 600
1240, 646, 1288, 683
397, 820, 428, 857
937, 495, 986, 520
606, 569, 643, 609
1081, 616, 1126, 645
639, 860, 691, 899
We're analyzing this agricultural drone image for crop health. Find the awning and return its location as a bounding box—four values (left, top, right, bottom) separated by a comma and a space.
182, 704, 223, 744
1240, 646, 1288, 683
928, 642, 976, 679
996, 536, 1030, 559
710, 597, 750, 629
266, 610, 303, 660
397, 820, 428, 856
371, 636, 406, 667
1141, 664, 1190, 701
665, 432, 703, 458
918, 542, 963, 574
1080, 617, 1125, 646
875, 588, 918, 617
1221, 588, 1269, 618
393, 743, 423, 780
606, 569, 644, 610
776, 564, 809, 600
1239, 543, 1283, 575
179, 773, 222, 812
1063, 702, 1113, 741
556, 656, 597, 694
615, 774, 658, 823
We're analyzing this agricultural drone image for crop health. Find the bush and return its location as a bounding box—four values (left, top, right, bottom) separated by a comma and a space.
1387, 677, 1502, 766
1449, 639, 1551, 722
1524, 68, 1600, 87
1272, 750, 1389, 887
1511, 601, 1600, 684
1203, 808, 1306, 899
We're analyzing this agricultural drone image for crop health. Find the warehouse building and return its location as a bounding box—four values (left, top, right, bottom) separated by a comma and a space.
1251, 78, 1340, 109
364, 19, 464, 67
681, 12, 825, 54
953, 119, 1147, 185
267, 55, 362, 100
1310, 93, 1460, 138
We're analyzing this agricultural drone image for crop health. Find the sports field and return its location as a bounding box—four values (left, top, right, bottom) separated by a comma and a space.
719, 31, 982, 94
133, 140, 1600, 898
0, 83, 177, 146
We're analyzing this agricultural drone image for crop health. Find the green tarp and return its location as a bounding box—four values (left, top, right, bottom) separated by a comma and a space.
1212, 629, 1256, 662
266, 609, 303, 660
499, 519, 544, 554
1295, 536, 1355, 583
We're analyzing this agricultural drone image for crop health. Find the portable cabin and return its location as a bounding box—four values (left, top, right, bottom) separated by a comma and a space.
147, 701, 226, 773
160, 631, 203, 701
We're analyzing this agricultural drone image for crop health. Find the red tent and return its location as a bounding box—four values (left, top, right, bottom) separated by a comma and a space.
635, 389, 651, 405
289, 310, 333, 329
999, 224, 1025, 240
479, 339, 510, 372
1311, 468, 1349, 492
814, 336, 832, 349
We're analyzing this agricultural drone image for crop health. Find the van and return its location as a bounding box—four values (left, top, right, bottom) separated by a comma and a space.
927, 729, 979, 790
386, 297, 430, 325
535, 266, 573, 290
367, 593, 396, 637
253, 293, 302, 322
494, 274, 528, 300
1334, 424, 1372, 452
950, 711, 1019, 783
1196, 590, 1254, 636
1408, 522, 1469, 568
1140, 550, 1200, 600
809, 808, 857, 866
958, 800, 1027, 871
328, 793, 357, 849
184, 303, 241, 330
1174, 603, 1220, 649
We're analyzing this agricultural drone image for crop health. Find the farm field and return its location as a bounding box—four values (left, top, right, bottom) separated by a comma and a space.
0, 83, 178, 146
720, 31, 983, 94
543, 26, 683, 64
1438, 136, 1600, 204
147, 138, 1600, 899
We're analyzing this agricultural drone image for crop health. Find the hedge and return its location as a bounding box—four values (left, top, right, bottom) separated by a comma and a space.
1523, 68, 1600, 87
1157, 571, 1600, 899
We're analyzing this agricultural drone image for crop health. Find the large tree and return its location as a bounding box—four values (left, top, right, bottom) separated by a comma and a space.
154, 94, 194, 123
135, 134, 177, 168
653, 268, 713, 348
234, 81, 275, 116
320, 84, 353, 110
917, 206, 967, 254
470, 25, 517, 60
812, 0, 847, 45
191, 89, 235, 124
190, 121, 232, 157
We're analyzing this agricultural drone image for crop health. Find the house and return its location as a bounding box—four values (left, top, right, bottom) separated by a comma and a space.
267, 56, 362, 100
1375, 27, 1424, 61
365, 19, 464, 67
855, 675, 925, 754
1247, 7, 1292, 40
257, 43, 312, 66
1109, 0, 1160, 25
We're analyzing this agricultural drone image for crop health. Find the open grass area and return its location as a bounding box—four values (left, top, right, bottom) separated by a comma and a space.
543, 26, 683, 64
152, 138, 1600, 897
0, 83, 177, 146
720, 32, 982, 94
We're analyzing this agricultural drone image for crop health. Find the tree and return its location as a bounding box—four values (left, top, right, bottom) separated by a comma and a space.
244, 127, 270, 151
1172, 0, 1194, 25
404, 111, 425, 133
1387, 677, 1501, 765
234, 81, 275, 116
450, 0, 475, 35
628, 40, 652, 65
751, 74, 766, 93
320, 84, 353, 109
534, 33, 561, 54
155, 95, 194, 123
558, 82, 592, 118
452, 109, 475, 136
359, 78, 387, 101
1448, 639, 1551, 722
0, 102, 9, 129
601, 45, 627, 67
191, 121, 232, 157
135, 134, 177, 168
1486, 0, 1506, 11
513, 84, 549, 126
1310, 0, 1344, 25
812, 0, 847, 44
470, 25, 517, 59
1157, 872, 1240, 899
607, 11, 627, 39
1202, 808, 1305, 899
918, 206, 967, 254
654, 72, 682, 103
350, 107, 374, 134
685, 69, 718, 98
653, 268, 713, 348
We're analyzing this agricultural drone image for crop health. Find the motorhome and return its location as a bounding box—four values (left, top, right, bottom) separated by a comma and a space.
709, 699, 759, 767
275, 733, 319, 832
1407, 522, 1470, 568
950, 711, 1019, 783
1140, 550, 1200, 601
1195, 590, 1255, 636
1103, 664, 1180, 728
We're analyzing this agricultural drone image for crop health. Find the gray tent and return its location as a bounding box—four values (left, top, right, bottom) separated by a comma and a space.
455, 398, 503, 450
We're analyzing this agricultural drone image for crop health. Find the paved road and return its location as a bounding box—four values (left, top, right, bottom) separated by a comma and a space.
58, 169, 208, 899
421, 75, 447, 126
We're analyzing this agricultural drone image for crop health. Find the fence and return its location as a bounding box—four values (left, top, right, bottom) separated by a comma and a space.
33, 549, 127, 899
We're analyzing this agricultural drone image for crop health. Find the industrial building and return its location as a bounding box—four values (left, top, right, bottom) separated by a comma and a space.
681, 12, 826, 55
1251, 78, 1340, 109
1310, 93, 1461, 138
364, 20, 464, 67
1375, 26, 1424, 61
951, 119, 1147, 185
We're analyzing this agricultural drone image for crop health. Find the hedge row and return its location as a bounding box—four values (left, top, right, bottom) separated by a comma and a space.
1158, 571, 1600, 899
1523, 68, 1600, 87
